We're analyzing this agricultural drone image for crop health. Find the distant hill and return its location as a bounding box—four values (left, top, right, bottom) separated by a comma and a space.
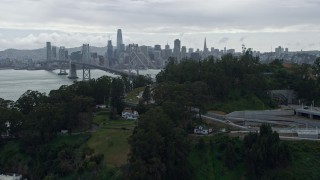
0, 46, 107, 62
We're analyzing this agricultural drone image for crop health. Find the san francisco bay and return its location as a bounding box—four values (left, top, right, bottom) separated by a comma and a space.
0, 69, 160, 101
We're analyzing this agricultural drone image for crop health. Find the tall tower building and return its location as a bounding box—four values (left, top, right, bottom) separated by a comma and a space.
163, 43, 172, 60
59, 46, 66, 61
204, 38, 209, 52
117, 29, 123, 53
181, 46, 187, 59
52, 46, 57, 60
154, 45, 161, 51
46, 42, 52, 61
173, 39, 181, 62
81, 44, 90, 63
202, 38, 209, 59
107, 40, 113, 61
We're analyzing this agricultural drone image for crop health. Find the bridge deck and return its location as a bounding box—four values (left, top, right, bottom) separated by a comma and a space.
46, 60, 135, 76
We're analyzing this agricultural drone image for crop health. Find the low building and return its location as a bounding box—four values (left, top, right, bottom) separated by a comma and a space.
194, 125, 213, 135
0, 174, 22, 180
122, 108, 139, 120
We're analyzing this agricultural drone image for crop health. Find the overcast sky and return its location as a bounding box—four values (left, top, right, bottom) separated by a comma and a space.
1, 0, 320, 52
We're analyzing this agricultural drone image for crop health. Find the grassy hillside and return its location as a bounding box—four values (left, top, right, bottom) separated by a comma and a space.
87, 110, 136, 167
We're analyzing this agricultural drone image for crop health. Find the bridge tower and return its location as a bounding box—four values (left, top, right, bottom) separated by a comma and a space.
129, 44, 143, 75
81, 44, 91, 81
58, 62, 68, 75
82, 65, 91, 81
58, 46, 68, 75
68, 63, 78, 79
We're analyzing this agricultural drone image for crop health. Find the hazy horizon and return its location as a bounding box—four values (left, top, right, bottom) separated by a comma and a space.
1, 0, 320, 52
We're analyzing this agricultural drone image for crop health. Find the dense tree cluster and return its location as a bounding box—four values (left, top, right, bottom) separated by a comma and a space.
244, 124, 291, 177
0, 74, 152, 179
128, 108, 190, 180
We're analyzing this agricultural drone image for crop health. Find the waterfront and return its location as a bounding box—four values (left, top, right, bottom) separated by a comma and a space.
0, 69, 160, 101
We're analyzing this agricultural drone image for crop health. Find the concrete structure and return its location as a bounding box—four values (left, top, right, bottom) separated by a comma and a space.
190, 52, 201, 61
297, 129, 319, 139
52, 46, 57, 60
181, 46, 187, 59
58, 47, 66, 61
173, 39, 181, 62
81, 44, 90, 63
140, 45, 149, 57
154, 44, 161, 51
58, 47, 68, 75
295, 107, 320, 119
46, 42, 52, 61
106, 40, 113, 65
163, 43, 172, 61
202, 38, 209, 58
270, 89, 296, 104
116, 29, 124, 57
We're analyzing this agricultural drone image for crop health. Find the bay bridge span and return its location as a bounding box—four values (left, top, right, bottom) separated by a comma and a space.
44, 43, 159, 81
44, 59, 135, 81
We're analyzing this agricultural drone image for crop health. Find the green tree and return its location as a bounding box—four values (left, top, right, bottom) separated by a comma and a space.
128, 108, 190, 180
16, 90, 46, 114
142, 85, 151, 104
110, 78, 125, 117
244, 124, 291, 177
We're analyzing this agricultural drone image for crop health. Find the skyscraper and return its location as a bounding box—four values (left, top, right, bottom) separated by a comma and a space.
59, 46, 66, 61
181, 46, 187, 59
154, 45, 161, 51
52, 46, 57, 60
163, 43, 172, 60
173, 39, 181, 62
107, 40, 113, 61
82, 44, 90, 63
46, 42, 52, 61
202, 38, 209, 59
117, 29, 123, 53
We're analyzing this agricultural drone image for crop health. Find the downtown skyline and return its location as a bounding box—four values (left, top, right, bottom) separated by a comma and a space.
0, 0, 320, 52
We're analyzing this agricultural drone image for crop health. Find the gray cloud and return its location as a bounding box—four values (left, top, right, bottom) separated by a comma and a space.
0, 0, 320, 51
239, 36, 246, 42
219, 37, 229, 44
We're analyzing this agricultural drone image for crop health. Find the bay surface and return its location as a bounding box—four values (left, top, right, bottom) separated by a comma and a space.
0, 69, 160, 101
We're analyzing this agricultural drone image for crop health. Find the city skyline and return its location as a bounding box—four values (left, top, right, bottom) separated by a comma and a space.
0, 0, 320, 52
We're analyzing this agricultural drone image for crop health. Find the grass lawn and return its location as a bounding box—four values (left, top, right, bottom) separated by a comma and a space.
87, 111, 136, 167
125, 87, 145, 104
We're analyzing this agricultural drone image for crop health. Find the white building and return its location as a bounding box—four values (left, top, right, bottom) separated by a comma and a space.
0, 174, 22, 180
194, 125, 213, 135
122, 108, 139, 120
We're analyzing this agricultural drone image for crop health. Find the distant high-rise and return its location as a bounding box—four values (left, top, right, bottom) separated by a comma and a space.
202, 38, 209, 58
46, 42, 52, 61
181, 46, 187, 59
204, 38, 207, 51
140, 46, 149, 57
59, 46, 66, 61
173, 39, 181, 62
82, 44, 90, 63
165, 44, 170, 50
107, 40, 113, 61
154, 45, 161, 51
117, 29, 123, 53
52, 46, 57, 60
163, 43, 172, 60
